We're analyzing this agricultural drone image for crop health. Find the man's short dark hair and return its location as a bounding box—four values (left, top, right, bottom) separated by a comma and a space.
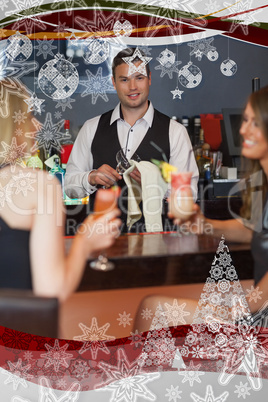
112, 47, 151, 79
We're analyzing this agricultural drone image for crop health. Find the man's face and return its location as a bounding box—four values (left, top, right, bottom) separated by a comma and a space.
112, 61, 151, 111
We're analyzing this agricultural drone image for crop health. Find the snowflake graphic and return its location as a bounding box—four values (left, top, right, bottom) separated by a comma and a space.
223, 0, 261, 35
144, 15, 183, 42
24, 93, 45, 115
69, 358, 91, 381
10, 170, 35, 196
164, 299, 190, 326
129, 330, 144, 348
73, 317, 115, 359
246, 285, 263, 303
178, 360, 205, 387
96, 348, 160, 402
0, 75, 36, 119
56, 378, 67, 390
34, 36, 57, 60
80, 67, 111, 105
225, 265, 238, 280
51, 0, 87, 16
75, 5, 121, 41
234, 381, 251, 399
217, 278, 231, 293
0, 0, 8, 12
0, 168, 9, 179
54, 111, 62, 120
188, 37, 216, 61
155, 49, 181, 79
134, 0, 198, 20
204, 0, 220, 15
26, 113, 66, 154
0, 137, 29, 171
190, 385, 229, 402
117, 311, 133, 328
138, 327, 176, 369
209, 265, 223, 280
13, 109, 27, 125
54, 21, 69, 38
9, 2, 47, 35
171, 87, 184, 100
55, 96, 75, 112
38, 376, 80, 402
40, 339, 73, 372
23, 351, 34, 362
15, 128, 23, 138
165, 385, 182, 401
3, 358, 32, 390
141, 308, 153, 320
217, 251, 232, 267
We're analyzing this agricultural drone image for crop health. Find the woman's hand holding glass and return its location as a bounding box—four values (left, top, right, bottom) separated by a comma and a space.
82, 209, 121, 256
89, 188, 121, 271
168, 172, 205, 234
168, 172, 194, 220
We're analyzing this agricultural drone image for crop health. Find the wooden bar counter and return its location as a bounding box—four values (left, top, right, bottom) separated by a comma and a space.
65, 233, 253, 292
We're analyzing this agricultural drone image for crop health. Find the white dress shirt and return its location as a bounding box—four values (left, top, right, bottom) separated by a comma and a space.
65, 102, 199, 199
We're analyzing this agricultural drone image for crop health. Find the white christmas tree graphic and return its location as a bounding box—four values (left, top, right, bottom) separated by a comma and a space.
138, 302, 177, 371
177, 235, 268, 391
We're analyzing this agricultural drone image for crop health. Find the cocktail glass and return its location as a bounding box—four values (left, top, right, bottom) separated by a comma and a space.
169, 172, 194, 222
90, 188, 119, 271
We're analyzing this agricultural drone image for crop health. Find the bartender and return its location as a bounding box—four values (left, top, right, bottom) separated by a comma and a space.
65, 47, 198, 232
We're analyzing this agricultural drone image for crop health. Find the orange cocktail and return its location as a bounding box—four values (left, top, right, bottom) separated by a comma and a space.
169, 172, 194, 220
92, 187, 120, 219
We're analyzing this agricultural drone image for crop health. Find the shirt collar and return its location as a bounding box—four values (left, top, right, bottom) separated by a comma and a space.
110, 102, 154, 127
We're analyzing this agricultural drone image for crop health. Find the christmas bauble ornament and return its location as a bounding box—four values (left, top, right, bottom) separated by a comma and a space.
38, 53, 79, 100
207, 50, 219, 62
113, 20, 133, 37
220, 59, 238, 76
6, 32, 33, 62
83, 39, 110, 65
178, 62, 202, 88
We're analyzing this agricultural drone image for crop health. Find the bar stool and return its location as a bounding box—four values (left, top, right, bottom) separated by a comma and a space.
0, 289, 58, 338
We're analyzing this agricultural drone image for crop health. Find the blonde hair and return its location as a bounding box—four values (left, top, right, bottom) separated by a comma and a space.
0, 79, 34, 166
240, 86, 268, 220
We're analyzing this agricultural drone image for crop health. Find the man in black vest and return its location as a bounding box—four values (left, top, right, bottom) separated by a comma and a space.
65, 47, 199, 232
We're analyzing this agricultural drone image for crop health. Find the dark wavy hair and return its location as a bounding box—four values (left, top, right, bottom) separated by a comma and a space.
240, 85, 268, 221
112, 48, 150, 80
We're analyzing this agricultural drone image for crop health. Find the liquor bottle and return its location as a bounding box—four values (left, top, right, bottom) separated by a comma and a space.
50, 157, 65, 192
26, 150, 43, 169
252, 77, 260, 92
193, 128, 204, 160
61, 119, 73, 171
193, 115, 201, 146
181, 115, 193, 143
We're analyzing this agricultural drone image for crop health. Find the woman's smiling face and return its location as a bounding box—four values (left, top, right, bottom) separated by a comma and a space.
240, 102, 268, 165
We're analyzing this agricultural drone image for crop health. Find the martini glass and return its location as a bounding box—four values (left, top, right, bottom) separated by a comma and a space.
89, 188, 118, 271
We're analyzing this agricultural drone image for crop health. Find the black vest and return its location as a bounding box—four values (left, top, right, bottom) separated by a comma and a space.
91, 108, 170, 170
90, 107, 171, 232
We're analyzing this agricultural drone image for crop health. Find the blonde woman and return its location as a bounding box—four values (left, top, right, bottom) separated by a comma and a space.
0, 82, 121, 302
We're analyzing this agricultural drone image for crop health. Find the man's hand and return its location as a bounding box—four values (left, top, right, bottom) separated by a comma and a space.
130, 168, 141, 185
88, 164, 122, 188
